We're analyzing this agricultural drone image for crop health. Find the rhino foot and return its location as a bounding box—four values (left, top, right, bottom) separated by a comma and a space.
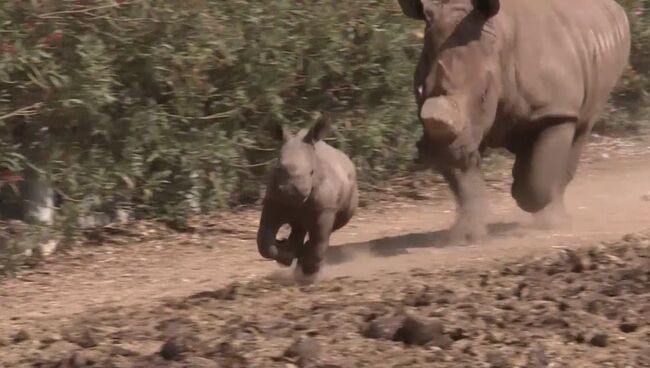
275, 239, 296, 267
447, 217, 488, 245
532, 204, 572, 231
293, 266, 320, 286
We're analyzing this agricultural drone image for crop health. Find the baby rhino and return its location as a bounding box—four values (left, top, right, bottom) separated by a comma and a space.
256, 118, 358, 283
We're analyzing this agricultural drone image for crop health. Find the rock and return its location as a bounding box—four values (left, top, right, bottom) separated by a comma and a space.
12, 329, 30, 344
563, 249, 586, 273
361, 316, 404, 340
160, 337, 188, 361
393, 316, 451, 348
362, 314, 452, 348
189, 283, 239, 301
449, 327, 467, 341
620, 322, 638, 333
284, 337, 320, 366
486, 351, 512, 368
589, 333, 608, 347
479, 273, 489, 287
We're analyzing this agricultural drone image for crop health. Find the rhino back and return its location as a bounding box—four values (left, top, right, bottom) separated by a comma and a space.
497, 0, 630, 124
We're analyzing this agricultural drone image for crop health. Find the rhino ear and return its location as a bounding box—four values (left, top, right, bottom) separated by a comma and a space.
274, 125, 292, 142
398, 0, 425, 20
473, 0, 500, 18
304, 114, 331, 144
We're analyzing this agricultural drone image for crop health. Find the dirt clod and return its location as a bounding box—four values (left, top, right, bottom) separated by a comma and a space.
160, 337, 188, 361
12, 330, 30, 344
589, 332, 609, 347
189, 283, 238, 301
393, 316, 450, 347
619, 322, 638, 333
361, 315, 404, 340
2, 227, 650, 367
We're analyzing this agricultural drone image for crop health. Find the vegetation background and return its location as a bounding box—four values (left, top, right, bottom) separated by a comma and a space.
1, 0, 649, 274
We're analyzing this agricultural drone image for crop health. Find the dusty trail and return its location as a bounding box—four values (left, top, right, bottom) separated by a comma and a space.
0, 134, 649, 327
0, 134, 649, 367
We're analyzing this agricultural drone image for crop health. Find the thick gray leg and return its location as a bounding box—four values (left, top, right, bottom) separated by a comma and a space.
256, 202, 286, 261
511, 121, 576, 221
295, 211, 335, 284
534, 126, 590, 228
439, 151, 490, 244
275, 225, 306, 267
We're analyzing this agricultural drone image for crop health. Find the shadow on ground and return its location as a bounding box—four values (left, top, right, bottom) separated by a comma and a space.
325, 222, 522, 265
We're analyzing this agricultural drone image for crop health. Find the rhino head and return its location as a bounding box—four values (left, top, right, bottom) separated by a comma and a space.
269, 117, 330, 207
400, 0, 502, 151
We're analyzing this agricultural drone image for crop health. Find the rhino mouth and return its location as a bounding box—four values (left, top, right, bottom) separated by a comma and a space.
419, 96, 464, 142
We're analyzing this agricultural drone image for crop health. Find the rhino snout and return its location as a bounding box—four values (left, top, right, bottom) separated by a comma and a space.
420, 97, 464, 141
277, 182, 311, 204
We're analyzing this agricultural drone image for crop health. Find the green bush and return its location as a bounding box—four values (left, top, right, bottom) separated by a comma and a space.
1, 0, 649, 268
0, 0, 422, 224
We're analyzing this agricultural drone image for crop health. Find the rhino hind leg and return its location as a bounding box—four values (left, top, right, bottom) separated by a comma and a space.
533, 125, 591, 229
511, 120, 577, 224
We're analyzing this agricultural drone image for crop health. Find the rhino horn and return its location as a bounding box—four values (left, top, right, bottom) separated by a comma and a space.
420, 96, 464, 141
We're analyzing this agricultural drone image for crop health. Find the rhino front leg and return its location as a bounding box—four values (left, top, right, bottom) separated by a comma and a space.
512, 120, 576, 228
256, 203, 286, 261
275, 224, 306, 267
439, 152, 490, 244
294, 211, 335, 284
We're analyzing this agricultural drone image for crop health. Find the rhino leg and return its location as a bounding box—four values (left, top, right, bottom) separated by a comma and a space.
440, 152, 490, 244
511, 121, 576, 221
533, 125, 590, 229
276, 224, 306, 267
295, 211, 336, 284
256, 203, 286, 261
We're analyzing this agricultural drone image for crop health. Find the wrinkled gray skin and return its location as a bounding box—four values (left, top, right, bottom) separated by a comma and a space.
400, 0, 631, 242
256, 119, 358, 283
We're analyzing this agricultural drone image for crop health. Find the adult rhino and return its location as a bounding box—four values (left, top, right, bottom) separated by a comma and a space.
400, 0, 631, 241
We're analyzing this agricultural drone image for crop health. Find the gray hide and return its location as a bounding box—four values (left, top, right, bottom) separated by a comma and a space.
400, 0, 630, 241
256, 118, 359, 283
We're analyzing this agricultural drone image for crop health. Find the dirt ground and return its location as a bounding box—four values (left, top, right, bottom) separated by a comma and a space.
0, 133, 649, 367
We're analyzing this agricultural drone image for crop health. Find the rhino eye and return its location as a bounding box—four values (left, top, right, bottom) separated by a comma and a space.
310, 169, 314, 176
